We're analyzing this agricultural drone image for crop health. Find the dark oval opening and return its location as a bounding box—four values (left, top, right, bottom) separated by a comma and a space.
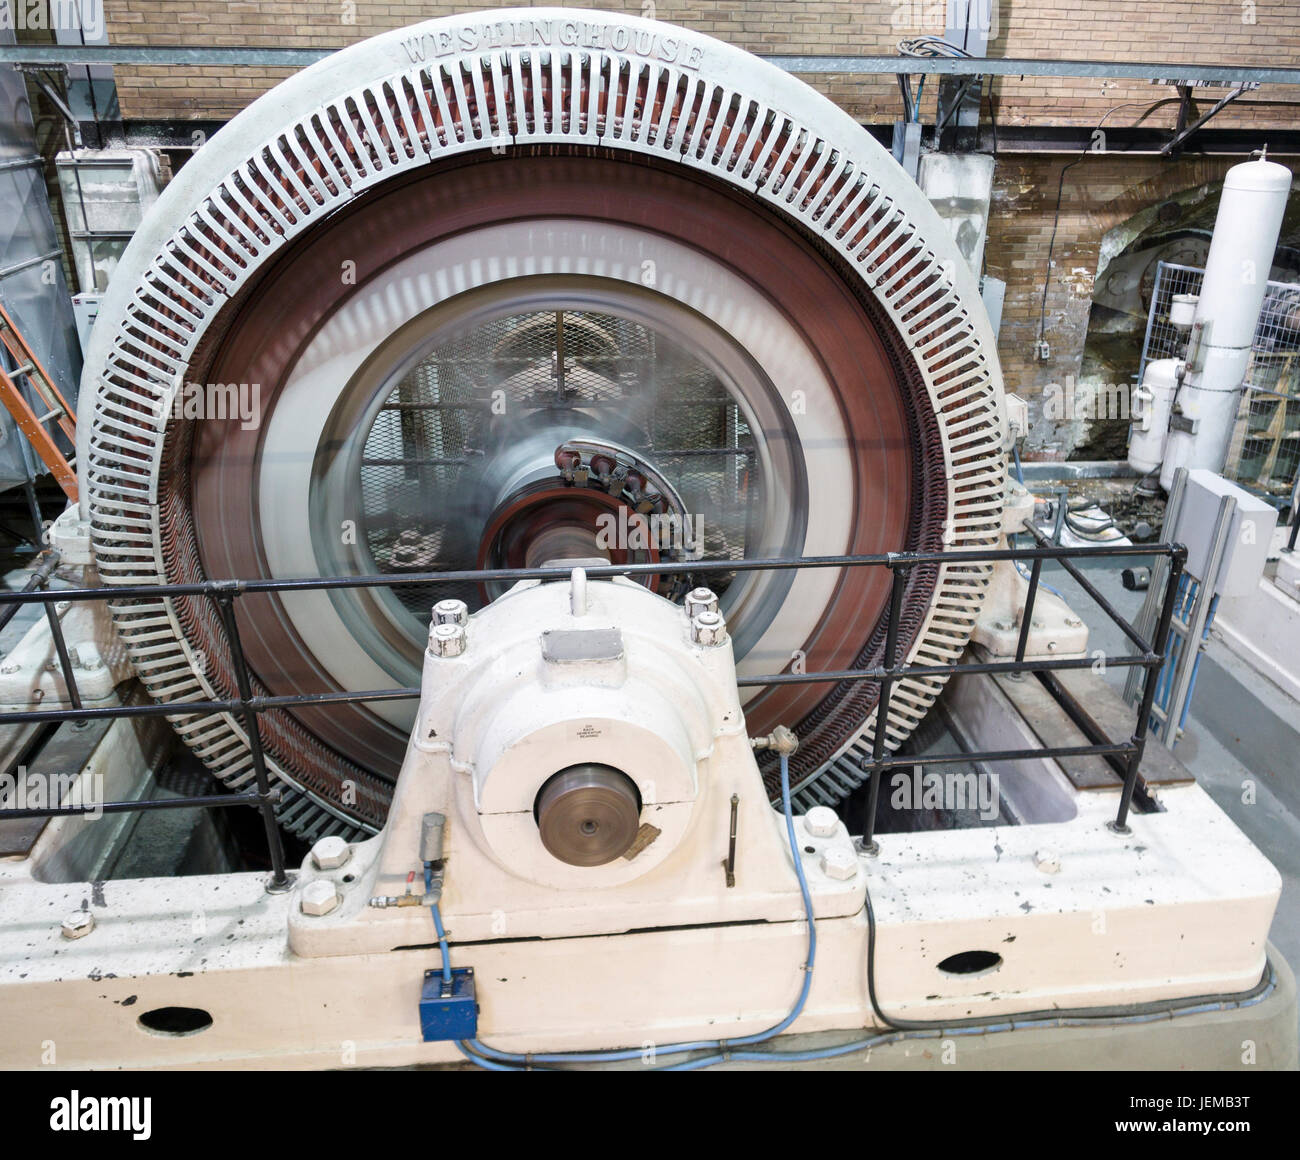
137, 1006, 213, 1037
937, 950, 1003, 976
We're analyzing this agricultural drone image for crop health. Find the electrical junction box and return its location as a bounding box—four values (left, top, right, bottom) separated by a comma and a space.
1173, 469, 1278, 597
419, 967, 479, 1042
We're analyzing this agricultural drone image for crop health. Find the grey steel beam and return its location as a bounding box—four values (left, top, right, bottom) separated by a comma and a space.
116, 117, 1300, 156
2, 45, 1300, 86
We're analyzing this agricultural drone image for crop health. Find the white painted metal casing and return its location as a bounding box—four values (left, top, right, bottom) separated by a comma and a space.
420, 572, 730, 886
1172, 469, 1278, 597
1163, 158, 1292, 485
1128, 357, 1181, 475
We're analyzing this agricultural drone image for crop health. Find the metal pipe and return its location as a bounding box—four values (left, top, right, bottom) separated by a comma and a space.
859, 742, 1135, 769
212, 593, 289, 890
3, 45, 1300, 85
42, 600, 82, 711
1114, 545, 1187, 832
0, 541, 1190, 607
0, 790, 263, 821
1160, 157, 1292, 485
736, 652, 1152, 688
0, 550, 61, 634
0, 247, 63, 282
0, 651, 1160, 724
1015, 557, 1043, 663
1021, 523, 1152, 651
1160, 495, 1236, 748
0, 686, 422, 725
860, 563, 908, 853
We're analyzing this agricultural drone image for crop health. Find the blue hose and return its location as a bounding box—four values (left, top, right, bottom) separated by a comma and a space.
455, 752, 817, 1069
425, 864, 451, 987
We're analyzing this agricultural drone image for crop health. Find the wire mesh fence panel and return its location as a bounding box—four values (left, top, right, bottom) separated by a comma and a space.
1235, 281, 1300, 495
1137, 262, 1204, 385
1141, 261, 1300, 498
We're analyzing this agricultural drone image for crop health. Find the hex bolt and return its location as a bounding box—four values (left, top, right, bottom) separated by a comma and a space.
820, 846, 858, 881
300, 879, 341, 916
432, 598, 469, 627
684, 587, 719, 619
1033, 848, 1061, 874
311, 835, 352, 870
61, 911, 95, 939
804, 806, 839, 839
691, 610, 728, 647
429, 622, 467, 658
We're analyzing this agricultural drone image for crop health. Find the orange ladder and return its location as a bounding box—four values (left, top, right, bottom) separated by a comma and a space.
0, 301, 78, 501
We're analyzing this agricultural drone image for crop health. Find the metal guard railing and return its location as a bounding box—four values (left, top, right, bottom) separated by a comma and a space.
0, 525, 1187, 890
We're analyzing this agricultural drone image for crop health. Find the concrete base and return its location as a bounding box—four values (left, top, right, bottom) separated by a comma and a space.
1214, 574, 1300, 704
721, 951, 1296, 1070
433, 949, 1297, 1070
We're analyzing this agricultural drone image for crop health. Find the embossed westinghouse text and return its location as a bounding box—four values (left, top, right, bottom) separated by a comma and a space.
400, 18, 707, 70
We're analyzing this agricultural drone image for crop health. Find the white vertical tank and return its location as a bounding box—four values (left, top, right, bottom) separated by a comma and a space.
1161, 156, 1292, 491
1128, 358, 1181, 475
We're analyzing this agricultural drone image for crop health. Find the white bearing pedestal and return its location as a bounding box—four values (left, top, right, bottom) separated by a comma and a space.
287, 570, 864, 957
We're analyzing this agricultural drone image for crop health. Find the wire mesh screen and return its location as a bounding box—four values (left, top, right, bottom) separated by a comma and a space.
359, 309, 761, 616
1140, 261, 1300, 497
1137, 262, 1205, 382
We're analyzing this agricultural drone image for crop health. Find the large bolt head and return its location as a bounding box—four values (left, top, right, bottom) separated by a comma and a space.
820, 846, 858, 882
691, 610, 728, 647
684, 587, 719, 618
804, 806, 839, 838
311, 835, 352, 870
429, 622, 467, 658
300, 879, 341, 916
432, 599, 469, 627
61, 911, 95, 939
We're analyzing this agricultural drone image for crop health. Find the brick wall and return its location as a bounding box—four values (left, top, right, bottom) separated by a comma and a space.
105, 1, 1300, 127
986, 153, 1300, 457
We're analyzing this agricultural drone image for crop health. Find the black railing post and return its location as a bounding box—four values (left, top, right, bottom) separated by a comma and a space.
1015, 556, 1043, 664
212, 587, 290, 891
859, 559, 909, 854
1112, 545, 1186, 834
43, 599, 82, 711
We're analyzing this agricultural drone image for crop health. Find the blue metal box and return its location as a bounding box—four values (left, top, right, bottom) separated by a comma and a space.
419, 967, 478, 1042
